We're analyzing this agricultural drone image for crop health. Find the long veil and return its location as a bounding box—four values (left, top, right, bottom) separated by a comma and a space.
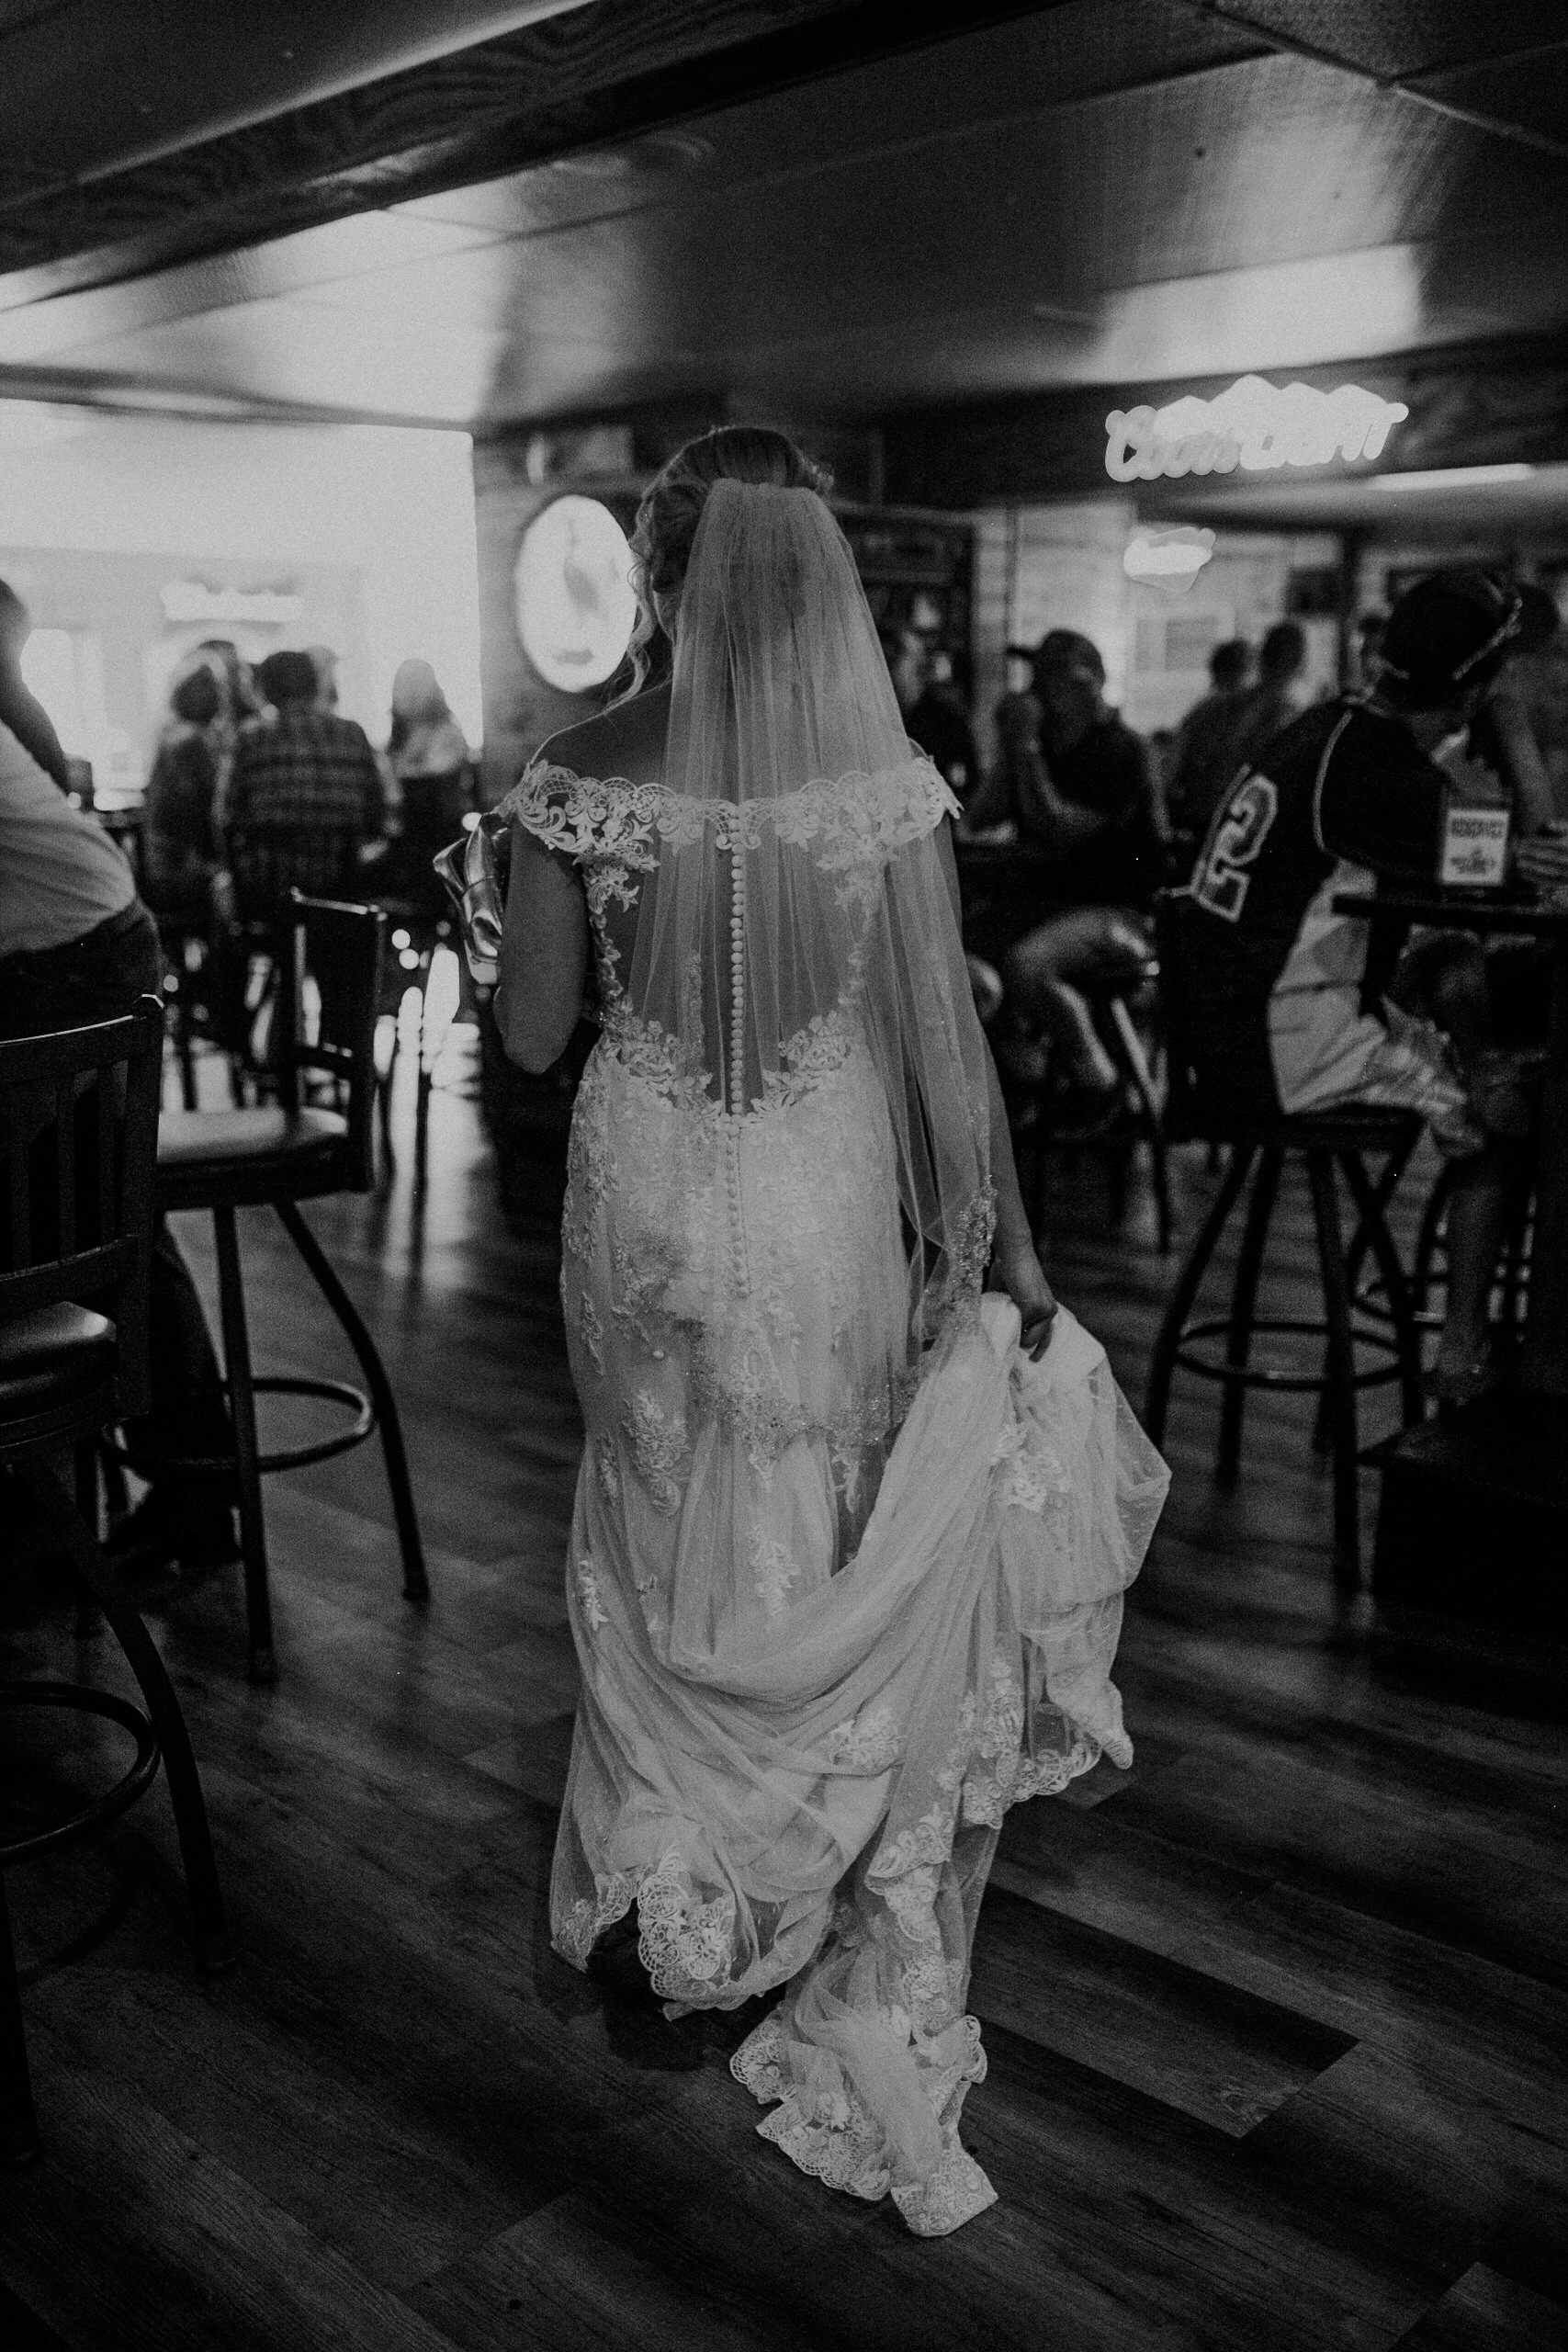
626, 477, 997, 1354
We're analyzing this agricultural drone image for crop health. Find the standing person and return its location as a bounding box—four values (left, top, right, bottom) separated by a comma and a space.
305, 643, 340, 713
388, 658, 470, 823
1352, 610, 1389, 691
964, 630, 1166, 1102
215, 649, 388, 903
1228, 618, 1308, 775
489, 426, 1167, 2235
1180, 569, 1568, 1402
1165, 637, 1255, 842
193, 638, 261, 741
875, 623, 926, 723
0, 601, 236, 1574
381, 658, 473, 899
908, 648, 982, 800
141, 665, 224, 922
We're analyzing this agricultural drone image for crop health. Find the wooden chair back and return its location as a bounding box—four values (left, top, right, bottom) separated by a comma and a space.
276, 894, 385, 1191
228, 824, 368, 921
0, 999, 164, 1419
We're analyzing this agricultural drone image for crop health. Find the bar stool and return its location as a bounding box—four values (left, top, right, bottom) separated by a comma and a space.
373, 774, 479, 1189
1, 999, 231, 2163
1026, 953, 1172, 1253
220, 825, 372, 1103
1144, 891, 1424, 1576
150, 894, 428, 1682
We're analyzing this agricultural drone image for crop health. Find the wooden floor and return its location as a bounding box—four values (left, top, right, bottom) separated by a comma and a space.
3, 1032, 1566, 2352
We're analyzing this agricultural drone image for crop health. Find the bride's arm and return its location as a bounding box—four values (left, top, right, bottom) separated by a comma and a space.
494, 825, 590, 1073
935, 823, 1057, 1357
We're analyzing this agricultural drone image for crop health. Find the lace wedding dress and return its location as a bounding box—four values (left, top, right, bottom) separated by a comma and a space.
498, 481, 1168, 2237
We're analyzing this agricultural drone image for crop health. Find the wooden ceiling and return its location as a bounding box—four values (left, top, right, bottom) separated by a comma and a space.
1, 1, 1566, 435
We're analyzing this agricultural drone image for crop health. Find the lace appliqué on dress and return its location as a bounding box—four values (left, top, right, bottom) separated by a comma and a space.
622, 1388, 690, 1514
989, 1419, 1070, 1516
556, 1849, 742, 2003
574, 1555, 609, 1634
730, 2005, 996, 2237
759, 1008, 856, 1114
558, 1868, 639, 1965
751, 1531, 798, 1619
497, 755, 957, 865
958, 1657, 1100, 1826
578, 1291, 604, 1374
826, 1705, 902, 1773
593, 1434, 620, 1506
562, 1056, 616, 1263
636, 1849, 739, 1998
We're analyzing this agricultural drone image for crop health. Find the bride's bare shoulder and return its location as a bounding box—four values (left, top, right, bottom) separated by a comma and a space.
535, 685, 669, 786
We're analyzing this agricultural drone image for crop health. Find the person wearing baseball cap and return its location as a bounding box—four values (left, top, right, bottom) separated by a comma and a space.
1179, 566, 1566, 1403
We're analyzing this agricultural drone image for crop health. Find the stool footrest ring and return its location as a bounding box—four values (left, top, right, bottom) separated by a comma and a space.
111, 1374, 376, 1476
1172, 1314, 1403, 1394
0, 1683, 160, 1865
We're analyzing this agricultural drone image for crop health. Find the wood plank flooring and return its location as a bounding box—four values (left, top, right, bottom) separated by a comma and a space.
2, 1035, 1565, 2350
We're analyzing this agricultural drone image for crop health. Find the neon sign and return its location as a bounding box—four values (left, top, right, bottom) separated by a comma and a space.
1105, 374, 1408, 482
1123, 526, 1214, 594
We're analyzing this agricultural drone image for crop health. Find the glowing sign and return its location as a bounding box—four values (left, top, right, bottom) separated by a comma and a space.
514, 494, 637, 693
1105, 374, 1408, 481
161, 581, 303, 625
1124, 526, 1214, 594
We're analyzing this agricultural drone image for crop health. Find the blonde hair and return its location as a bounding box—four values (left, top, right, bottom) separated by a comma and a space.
620, 425, 832, 695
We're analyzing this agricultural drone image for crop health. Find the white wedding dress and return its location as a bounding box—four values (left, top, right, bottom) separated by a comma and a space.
499, 481, 1168, 2237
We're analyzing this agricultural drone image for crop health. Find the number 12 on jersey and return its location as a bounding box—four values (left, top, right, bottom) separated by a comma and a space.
1193, 775, 1279, 922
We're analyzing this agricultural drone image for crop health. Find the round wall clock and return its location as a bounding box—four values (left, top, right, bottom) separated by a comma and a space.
513, 494, 637, 693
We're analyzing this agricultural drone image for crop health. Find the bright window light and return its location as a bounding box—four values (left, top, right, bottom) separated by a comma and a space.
1372, 465, 1535, 492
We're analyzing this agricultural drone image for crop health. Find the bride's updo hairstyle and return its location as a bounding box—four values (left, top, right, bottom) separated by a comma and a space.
622, 424, 832, 693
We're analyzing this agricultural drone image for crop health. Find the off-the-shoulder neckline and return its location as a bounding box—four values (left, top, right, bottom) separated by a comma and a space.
511, 750, 953, 803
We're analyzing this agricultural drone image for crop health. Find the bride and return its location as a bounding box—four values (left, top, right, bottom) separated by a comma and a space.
492, 426, 1168, 2235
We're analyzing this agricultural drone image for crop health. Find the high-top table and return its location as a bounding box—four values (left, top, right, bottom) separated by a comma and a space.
1333, 885, 1568, 1627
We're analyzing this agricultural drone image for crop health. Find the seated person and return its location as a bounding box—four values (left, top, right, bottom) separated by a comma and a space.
141, 664, 224, 922
964, 629, 1166, 1103
1166, 636, 1256, 842
216, 649, 388, 909
0, 610, 236, 1573
0, 578, 73, 795
1180, 568, 1568, 1402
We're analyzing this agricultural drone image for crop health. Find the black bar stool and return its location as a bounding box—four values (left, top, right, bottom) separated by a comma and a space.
151, 894, 428, 1682
1144, 891, 1424, 1577
0, 999, 231, 2164
1027, 953, 1172, 1253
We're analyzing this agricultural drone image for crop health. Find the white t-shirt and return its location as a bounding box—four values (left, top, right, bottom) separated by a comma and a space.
0, 731, 135, 956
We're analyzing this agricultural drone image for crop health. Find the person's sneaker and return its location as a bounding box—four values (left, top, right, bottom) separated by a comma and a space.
104, 1489, 240, 1577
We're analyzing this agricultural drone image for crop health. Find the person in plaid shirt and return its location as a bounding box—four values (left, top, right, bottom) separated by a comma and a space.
214, 649, 389, 903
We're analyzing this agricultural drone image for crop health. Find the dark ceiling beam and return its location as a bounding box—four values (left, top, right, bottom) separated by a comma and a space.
0, 4, 591, 193
0, 0, 1074, 302
1183, 1, 1568, 162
